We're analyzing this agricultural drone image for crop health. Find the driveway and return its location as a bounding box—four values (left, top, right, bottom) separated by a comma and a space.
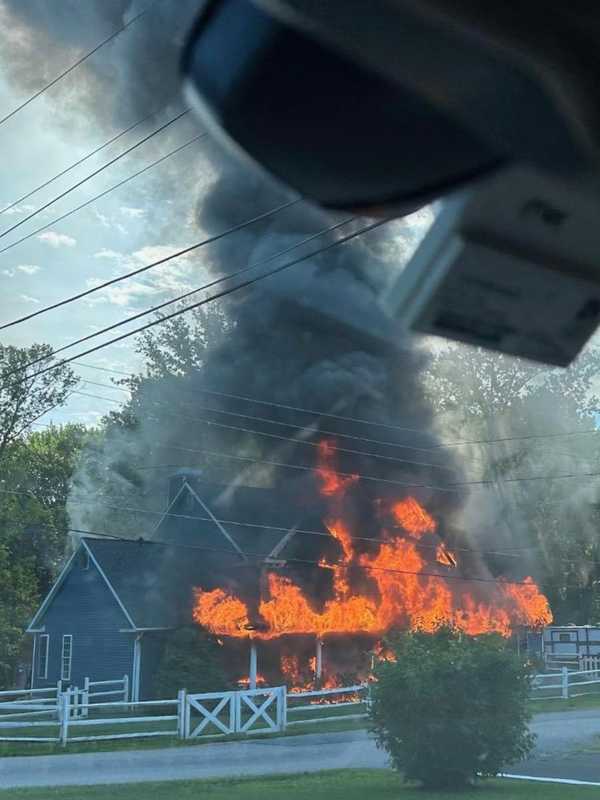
2, 709, 600, 789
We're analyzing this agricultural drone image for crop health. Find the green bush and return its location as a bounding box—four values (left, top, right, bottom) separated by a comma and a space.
368, 627, 535, 789
153, 626, 230, 698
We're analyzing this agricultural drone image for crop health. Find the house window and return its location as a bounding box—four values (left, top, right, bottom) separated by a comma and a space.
37, 634, 49, 679
559, 633, 573, 643
61, 635, 73, 682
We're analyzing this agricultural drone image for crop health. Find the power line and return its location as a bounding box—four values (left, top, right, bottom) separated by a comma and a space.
77, 377, 457, 473
71, 361, 600, 455
0, 5, 152, 128
0, 108, 190, 246
11, 216, 351, 375
70, 386, 458, 475
0, 199, 298, 332
2, 486, 596, 568
0, 132, 206, 268
0, 493, 542, 587
0, 106, 166, 216
3, 219, 389, 389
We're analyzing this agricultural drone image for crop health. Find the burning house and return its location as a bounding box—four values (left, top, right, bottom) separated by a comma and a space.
28, 441, 551, 699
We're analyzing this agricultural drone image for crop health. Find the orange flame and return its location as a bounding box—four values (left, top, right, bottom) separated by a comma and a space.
391, 496, 437, 537
315, 439, 358, 496
192, 442, 552, 640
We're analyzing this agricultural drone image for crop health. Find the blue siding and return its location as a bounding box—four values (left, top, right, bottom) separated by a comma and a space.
32, 556, 134, 692
139, 632, 167, 699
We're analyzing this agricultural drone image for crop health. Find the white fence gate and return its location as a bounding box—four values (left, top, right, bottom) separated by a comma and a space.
185, 686, 286, 738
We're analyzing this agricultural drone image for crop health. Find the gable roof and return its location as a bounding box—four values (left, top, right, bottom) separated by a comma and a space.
29, 477, 337, 632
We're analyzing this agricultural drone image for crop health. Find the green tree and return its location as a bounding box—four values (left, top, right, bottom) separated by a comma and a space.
369, 627, 534, 789
0, 343, 78, 464
422, 343, 600, 625
153, 626, 229, 698
0, 423, 89, 687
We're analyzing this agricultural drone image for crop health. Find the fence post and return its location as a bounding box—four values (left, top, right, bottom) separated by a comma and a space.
123, 674, 129, 703
279, 686, 287, 731
82, 677, 90, 718
561, 666, 569, 699
72, 686, 79, 720
59, 691, 70, 746
177, 689, 187, 739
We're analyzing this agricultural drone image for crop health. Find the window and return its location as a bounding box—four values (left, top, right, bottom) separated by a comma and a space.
37, 634, 49, 679
559, 633, 573, 643
61, 635, 73, 682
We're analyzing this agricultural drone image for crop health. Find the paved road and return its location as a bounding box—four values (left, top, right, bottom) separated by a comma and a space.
3, 709, 600, 789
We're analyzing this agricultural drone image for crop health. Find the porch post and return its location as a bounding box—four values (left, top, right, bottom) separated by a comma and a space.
315, 638, 323, 683
249, 641, 258, 689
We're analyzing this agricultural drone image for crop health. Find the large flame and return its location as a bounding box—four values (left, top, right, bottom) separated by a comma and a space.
192, 439, 552, 639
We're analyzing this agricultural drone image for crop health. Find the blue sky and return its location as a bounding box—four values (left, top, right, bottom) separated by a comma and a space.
0, 66, 218, 427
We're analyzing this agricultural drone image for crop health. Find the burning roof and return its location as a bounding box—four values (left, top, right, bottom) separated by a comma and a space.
193, 440, 552, 639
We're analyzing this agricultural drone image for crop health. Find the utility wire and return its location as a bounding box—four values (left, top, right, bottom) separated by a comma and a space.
70, 362, 600, 455
3, 486, 596, 567
0, 106, 166, 216
0, 494, 542, 588
0, 5, 152, 127
0, 199, 298, 332
0, 132, 206, 265
0, 108, 190, 245
70, 386, 458, 475
10, 216, 352, 375
77, 377, 457, 473
38, 384, 600, 493
3, 219, 388, 389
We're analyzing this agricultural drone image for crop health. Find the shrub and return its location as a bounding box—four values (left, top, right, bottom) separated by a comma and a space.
368, 626, 535, 789
153, 626, 229, 698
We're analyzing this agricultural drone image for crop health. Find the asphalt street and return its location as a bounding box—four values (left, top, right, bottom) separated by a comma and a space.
2, 709, 600, 790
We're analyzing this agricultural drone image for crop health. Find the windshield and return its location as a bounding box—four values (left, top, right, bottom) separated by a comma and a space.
1, 3, 599, 800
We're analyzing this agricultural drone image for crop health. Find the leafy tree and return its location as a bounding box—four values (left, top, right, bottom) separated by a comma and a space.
0, 423, 89, 687
153, 626, 229, 698
369, 627, 534, 789
0, 343, 78, 464
422, 343, 600, 625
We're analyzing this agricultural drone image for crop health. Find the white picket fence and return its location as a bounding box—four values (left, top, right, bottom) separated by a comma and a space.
0, 682, 366, 746
532, 666, 600, 700
286, 684, 369, 728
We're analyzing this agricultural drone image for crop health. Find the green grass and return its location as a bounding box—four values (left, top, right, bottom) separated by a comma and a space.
528, 693, 600, 714
0, 714, 367, 758
0, 770, 597, 799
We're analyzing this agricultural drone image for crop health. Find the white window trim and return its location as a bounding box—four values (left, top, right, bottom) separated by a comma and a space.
38, 634, 49, 679
61, 634, 73, 682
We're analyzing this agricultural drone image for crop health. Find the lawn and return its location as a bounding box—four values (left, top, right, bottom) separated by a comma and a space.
0, 715, 367, 757
528, 693, 600, 714
1, 770, 597, 800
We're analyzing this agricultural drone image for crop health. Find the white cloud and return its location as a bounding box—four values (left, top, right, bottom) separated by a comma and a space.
94, 249, 121, 260
2, 269, 15, 278
17, 264, 40, 275
120, 206, 145, 220
85, 276, 158, 307
1, 202, 36, 216
93, 209, 111, 229
20, 294, 40, 304
38, 231, 76, 248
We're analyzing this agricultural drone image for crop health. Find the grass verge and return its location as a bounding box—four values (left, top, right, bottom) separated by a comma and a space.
1, 769, 598, 799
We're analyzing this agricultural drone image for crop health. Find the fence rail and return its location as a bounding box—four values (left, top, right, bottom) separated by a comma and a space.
7, 665, 597, 749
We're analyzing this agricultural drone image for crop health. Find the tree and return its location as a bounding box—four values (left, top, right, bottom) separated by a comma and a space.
0, 424, 89, 688
153, 626, 229, 698
369, 627, 534, 789
422, 343, 600, 625
0, 343, 78, 464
